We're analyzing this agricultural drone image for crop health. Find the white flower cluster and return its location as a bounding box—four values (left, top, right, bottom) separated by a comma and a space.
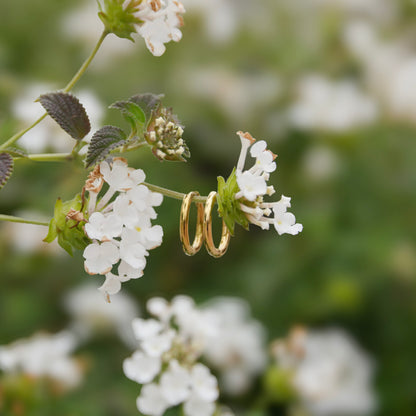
83, 158, 163, 299
288, 75, 378, 132
235, 131, 303, 235
63, 283, 140, 348
272, 327, 377, 416
123, 295, 223, 416
133, 0, 185, 56
201, 297, 267, 396
0, 331, 82, 390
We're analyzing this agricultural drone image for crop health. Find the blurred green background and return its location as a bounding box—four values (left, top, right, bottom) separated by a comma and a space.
0, 0, 415, 415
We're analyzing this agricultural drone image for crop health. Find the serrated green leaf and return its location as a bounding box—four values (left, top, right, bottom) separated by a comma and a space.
110, 100, 146, 133
0, 152, 14, 190
38, 92, 91, 140
86, 125, 128, 168
128, 93, 162, 126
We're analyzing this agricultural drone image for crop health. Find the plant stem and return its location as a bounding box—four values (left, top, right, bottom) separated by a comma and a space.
143, 182, 208, 204
0, 30, 108, 151
14, 153, 73, 162
0, 215, 49, 227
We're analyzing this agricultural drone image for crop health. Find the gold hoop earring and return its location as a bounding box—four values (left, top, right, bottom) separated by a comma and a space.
179, 191, 205, 256
203, 191, 231, 258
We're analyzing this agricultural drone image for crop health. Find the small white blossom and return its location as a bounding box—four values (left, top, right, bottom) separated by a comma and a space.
83, 241, 120, 275
123, 295, 228, 416
123, 351, 161, 384
63, 283, 139, 348
84, 212, 123, 241
234, 131, 302, 235
83, 158, 163, 298
160, 360, 191, 405
202, 297, 267, 396
0, 331, 82, 390
134, 0, 186, 57
273, 327, 377, 416
137, 383, 169, 416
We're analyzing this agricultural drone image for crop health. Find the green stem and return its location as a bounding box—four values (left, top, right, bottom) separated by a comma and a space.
0, 215, 49, 226
0, 30, 108, 151
143, 182, 209, 204
15, 153, 73, 162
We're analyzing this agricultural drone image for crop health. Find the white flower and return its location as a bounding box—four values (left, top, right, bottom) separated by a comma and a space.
135, 0, 186, 57
84, 212, 123, 241
113, 194, 140, 229
83, 241, 120, 275
160, 360, 191, 405
0, 331, 82, 389
190, 364, 218, 402
98, 272, 122, 295
236, 171, 267, 201
118, 260, 144, 280
132, 318, 163, 341
119, 228, 149, 269
127, 184, 163, 219
63, 282, 139, 348
137, 383, 169, 416
123, 296, 227, 416
273, 196, 303, 236
82, 158, 163, 297
288, 75, 377, 132
141, 329, 175, 357
233, 131, 303, 235
184, 394, 216, 416
123, 351, 161, 384
273, 328, 377, 416
202, 297, 267, 396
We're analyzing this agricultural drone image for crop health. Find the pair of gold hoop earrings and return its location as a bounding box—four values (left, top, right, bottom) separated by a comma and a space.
180, 191, 231, 258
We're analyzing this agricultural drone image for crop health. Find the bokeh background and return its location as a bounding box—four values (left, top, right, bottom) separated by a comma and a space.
0, 0, 415, 415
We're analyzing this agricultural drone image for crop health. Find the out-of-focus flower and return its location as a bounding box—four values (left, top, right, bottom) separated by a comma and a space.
302, 146, 341, 183
12, 83, 103, 153
201, 297, 267, 396
272, 327, 377, 416
123, 295, 235, 416
0, 331, 82, 390
288, 75, 378, 132
83, 158, 163, 299
344, 21, 416, 125
183, 67, 281, 122
303, 0, 396, 22
63, 283, 139, 348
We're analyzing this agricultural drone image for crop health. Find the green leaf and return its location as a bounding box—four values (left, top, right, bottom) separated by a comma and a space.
128, 93, 162, 127
38, 92, 91, 140
110, 100, 146, 133
43, 218, 58, 243
43, 194, 91, 256
0, 152, 13, 190
217, 168, 250, 235
86, 125, 128, 168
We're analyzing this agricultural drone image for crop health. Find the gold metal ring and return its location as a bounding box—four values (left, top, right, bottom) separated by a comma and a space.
179, 191, 205, 256
203, 191, 231, 258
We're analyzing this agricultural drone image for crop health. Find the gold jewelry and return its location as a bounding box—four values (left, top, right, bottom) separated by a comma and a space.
203, 191, 231, 258
179, 191, 205, 256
